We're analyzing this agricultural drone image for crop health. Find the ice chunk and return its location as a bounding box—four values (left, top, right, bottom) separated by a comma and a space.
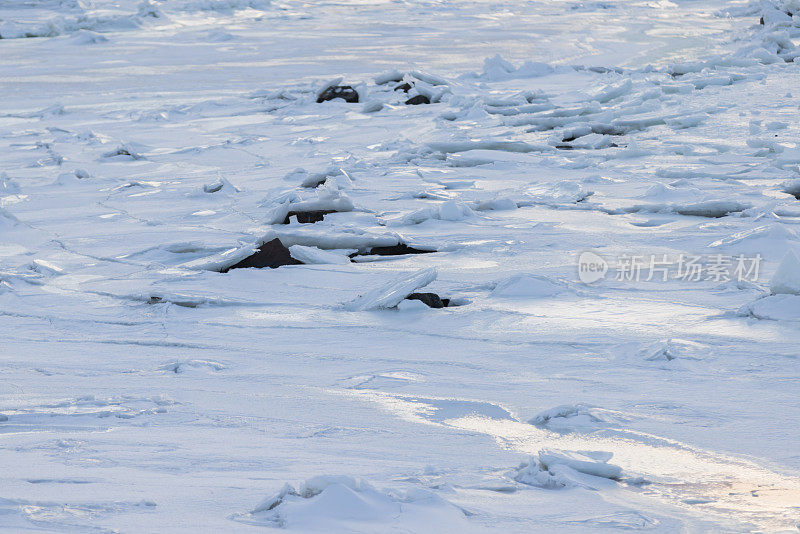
637, 339, 712, 362
361, 100, 383, 113
69, 29, 108, 44
265, 193, 354, 225
480, 54, 517, 79
179, 244, 262, 271
396, 298, 430, 311
374, 70, 404, 85
288, 245, 352, 265
770, 250, 800, 295
520, 181, 593, 206
513, 458, 574, 488
744, 294, 800, 321
427, 140, 547, 154
664, 114, 706, 130
316, 77, 343, 99
478, 55, 553, 80
474, 197, 517, 211
586, 79, 632, 103
102, 143, 145, 160
530, 403, 606, 431
30, 259, 64, 275
385, 200, 474, 226
343, 268, 438, 311
410, 71, 448, 86
202, 176, 238, 193
438, 200, 472, 221
241, 476, 469, 530
537, 449, 622, 479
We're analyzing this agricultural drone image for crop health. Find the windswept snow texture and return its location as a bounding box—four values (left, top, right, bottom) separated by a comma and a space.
3, 0, 800, 532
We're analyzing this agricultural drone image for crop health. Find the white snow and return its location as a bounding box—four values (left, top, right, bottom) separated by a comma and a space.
288, 245, 353, 265
491, 274, 569, 298
237, 476, 472, 531
769, 250, 800, 294
3, 0, 800, 531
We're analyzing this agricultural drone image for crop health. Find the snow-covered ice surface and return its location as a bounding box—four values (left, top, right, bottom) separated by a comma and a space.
3, 0, 800, 531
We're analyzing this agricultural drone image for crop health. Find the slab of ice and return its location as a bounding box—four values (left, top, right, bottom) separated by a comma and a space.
343, 268, 437, 311
179, 245, 261, 271
385, 200, 474, 226
770, 250, 800, 295
537, 449, 622, 480
530, 404, 608, 432
744, 294, 800, 321
288, 245, 352, 265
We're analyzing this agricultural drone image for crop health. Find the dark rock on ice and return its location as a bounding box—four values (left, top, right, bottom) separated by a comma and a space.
405, 95, 430, 105
350, 244, 436, 257
221, 238, 303, 271
394, 82, 413, 93
405, 292, 449, 308
317, 86, 359, 103
282, 210, 336, 224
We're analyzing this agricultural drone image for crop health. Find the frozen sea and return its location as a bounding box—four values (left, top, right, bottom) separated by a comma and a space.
2, 0, 800, 531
